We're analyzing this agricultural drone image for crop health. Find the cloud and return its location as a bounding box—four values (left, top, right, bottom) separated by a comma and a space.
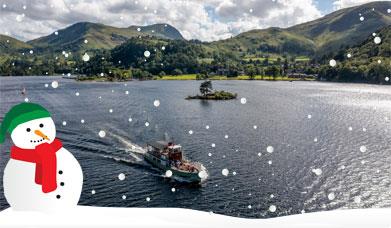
0, 0, 322, 42
332, 0, 384, 10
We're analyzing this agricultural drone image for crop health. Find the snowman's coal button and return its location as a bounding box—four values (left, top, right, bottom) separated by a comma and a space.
59, 170, 63, 175
56, 195, 61, 199
60, 182, 65, 186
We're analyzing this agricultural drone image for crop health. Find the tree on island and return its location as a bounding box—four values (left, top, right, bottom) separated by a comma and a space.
200, 80, 213, 96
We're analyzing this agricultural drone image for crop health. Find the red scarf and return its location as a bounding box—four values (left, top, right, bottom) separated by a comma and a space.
10, 138, 62, 193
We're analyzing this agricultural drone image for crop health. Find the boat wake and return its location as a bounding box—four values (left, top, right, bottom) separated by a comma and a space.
108, 132, 209, 184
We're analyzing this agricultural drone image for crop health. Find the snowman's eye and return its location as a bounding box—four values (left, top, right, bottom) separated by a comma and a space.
39, 123, 44, 128
26, 128, 31, 132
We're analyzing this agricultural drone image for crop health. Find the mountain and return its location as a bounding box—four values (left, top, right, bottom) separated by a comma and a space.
0, 35, 32, 54
209, 27, 316, 56
28, 22, 184, 52
343, 25, 390, 63
288, 1, 391, 55
212, 1, 391, 57
128, 23, 184, 40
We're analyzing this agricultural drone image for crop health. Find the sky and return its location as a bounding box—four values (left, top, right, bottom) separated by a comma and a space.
0, 0, 388, 42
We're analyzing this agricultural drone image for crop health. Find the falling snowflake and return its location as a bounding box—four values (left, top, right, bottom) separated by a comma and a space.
266, 146, 274, 153
146, 197, 151, 202
268, 160, 272, 165
385, 77, 389, 82
144, 50, 151, 58
29, 50, 33, 54
222, 168, 229, 176
329, 59, 337, 67
374, 37, 381, 44
109, 109, 113, 113
51, 81, 59, 88
91, 190, 96, 195
224, 135, 229, 139
359, 16, 365, 21
75, 92, 80, 96
162, 46, 166, 50
118, 173, 126, 181
82, 53, 90, 62
98, 130, 106, 138
307, 114, 312, 119
314, 137, 318, 142
240, 97, 247, 104
359, 146, 367, 153
62, 121, 67, 126
354, 196, 361, 204
171, 188, 176, 192
122, 195, 126, 200
205, 125, 210, 129
145, 122, 150, 127
253, 125, 257, 129
208, 153, 212, 156
54, 31, 59, 35
348, 126, 353, 131
153, 100, 160, 107
328, 192, 336, 201
347, 53, 352, 58
189, 130, 193, 135
125, 91, 129, 95
81, 119, 85, 123
269, 205, 277, 212
211, 143, 216, 148
312, 168, 322, 176
165, 170, 173, 177
24, 97, 29, 102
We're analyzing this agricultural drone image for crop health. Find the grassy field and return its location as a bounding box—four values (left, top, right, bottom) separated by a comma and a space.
157, 74, 315, 81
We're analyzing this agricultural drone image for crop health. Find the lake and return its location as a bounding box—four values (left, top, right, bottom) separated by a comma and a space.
1, 76, 391, 218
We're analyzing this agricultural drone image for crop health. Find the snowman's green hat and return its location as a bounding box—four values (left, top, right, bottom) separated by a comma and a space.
0, 103, 51, 143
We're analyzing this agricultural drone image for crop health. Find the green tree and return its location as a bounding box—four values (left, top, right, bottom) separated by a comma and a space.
200, 80, 213, 96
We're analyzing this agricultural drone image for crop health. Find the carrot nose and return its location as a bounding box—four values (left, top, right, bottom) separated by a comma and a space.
34, 130, 50, 141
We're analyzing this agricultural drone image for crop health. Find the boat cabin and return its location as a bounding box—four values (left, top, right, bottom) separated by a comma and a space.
147, 141, 183, 161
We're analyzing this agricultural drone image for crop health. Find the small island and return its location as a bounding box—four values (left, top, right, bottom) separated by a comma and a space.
186, 80, 237, 100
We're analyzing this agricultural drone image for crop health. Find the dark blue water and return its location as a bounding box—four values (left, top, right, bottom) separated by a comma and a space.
1, 76, 391, 218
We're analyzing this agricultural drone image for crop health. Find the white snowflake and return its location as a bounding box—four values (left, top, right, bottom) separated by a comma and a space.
81, 119, 85, 124
240, 97, 247, 104
146, 197, 151, 202
153, 100, 160, 107
51, 81, 59, 88
82, 53, 90, 62
266, 146, 274, 153
144, 50, 151, 58
118, 173, 126, 181
374, 37, 381, 44
165, 170, 173, 177
145, 122, 150, 127
359, 16, 365, 21
222, 168, 229, 176
312, 168, 322, 176
328, 192, 336, 201
359, 146, 367, 153
329, 59, 337, 67
98, 130, 106, 138
269, 205, 277, 212
91, 190, 96, 195
188, 130, 193, 135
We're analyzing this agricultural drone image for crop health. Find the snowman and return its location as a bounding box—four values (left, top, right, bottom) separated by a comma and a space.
0, 103, 83, 211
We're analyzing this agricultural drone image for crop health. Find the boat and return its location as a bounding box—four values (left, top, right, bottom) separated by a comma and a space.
144, 141, 208, 183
